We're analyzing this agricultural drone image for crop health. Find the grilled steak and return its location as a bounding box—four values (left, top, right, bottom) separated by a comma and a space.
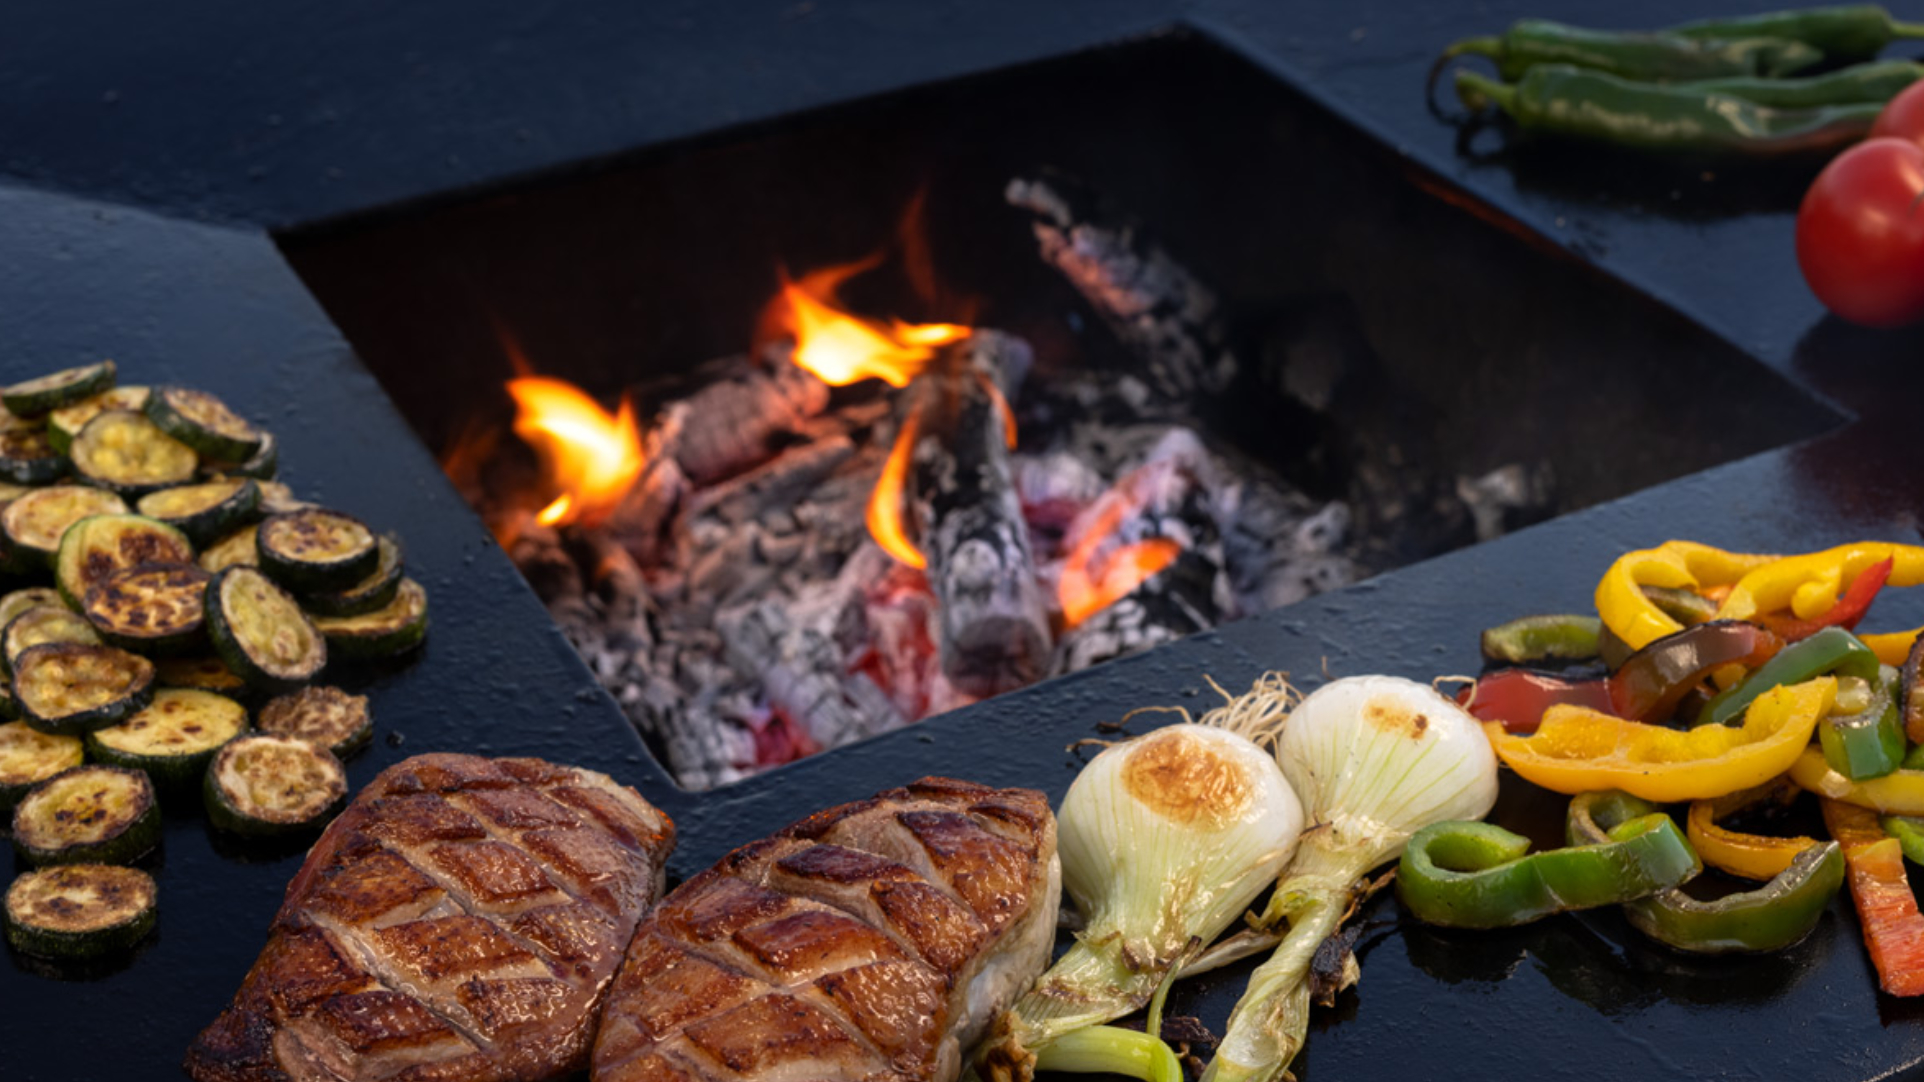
592, 776, 1059, 1082
186, 753, 675, 1082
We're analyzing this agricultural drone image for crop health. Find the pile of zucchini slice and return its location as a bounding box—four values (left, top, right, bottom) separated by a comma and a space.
0, 362, 424, 962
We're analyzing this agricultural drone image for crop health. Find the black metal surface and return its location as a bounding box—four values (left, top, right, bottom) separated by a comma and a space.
2, 2, 1924, 1082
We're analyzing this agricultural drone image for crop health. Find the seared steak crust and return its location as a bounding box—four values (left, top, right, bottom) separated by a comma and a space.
186, 753, 675, 1082
593, 777, 1058, 1082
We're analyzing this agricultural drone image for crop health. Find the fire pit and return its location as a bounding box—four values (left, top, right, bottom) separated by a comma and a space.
283, 27, 1833, 789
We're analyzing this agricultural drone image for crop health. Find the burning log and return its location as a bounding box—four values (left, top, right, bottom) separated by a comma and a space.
896, 329, 1052, 698
655, 355, 830, 485
1006, 175, 1236, 401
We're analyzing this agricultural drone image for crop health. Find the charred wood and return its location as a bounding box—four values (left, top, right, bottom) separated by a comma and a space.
656, 356, 830, 485
717, 600, 906, 749
686, 434, 855, 526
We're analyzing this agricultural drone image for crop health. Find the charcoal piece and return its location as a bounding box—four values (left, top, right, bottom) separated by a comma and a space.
657, 357, 830, 485
716, 600, 906, 750
686, 434, 855, 526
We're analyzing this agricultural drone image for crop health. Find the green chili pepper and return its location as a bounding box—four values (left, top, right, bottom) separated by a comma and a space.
1881, 815, 1924, 864
1702, 626, 1882, 728
1669, 5, 1924, 62
1821, 674, 1906, 781
1396, 814, 1698, 929
1440, 19, 1824, 82
1569, 791, 1844, 954
1680, 59, 1924, 107
1480, 614, 1603, 664
1456, 66, 1884, 156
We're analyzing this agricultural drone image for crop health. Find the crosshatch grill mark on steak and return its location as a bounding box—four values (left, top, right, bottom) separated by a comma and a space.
592, 777, 1059, 1082
184, 753, 675, 1082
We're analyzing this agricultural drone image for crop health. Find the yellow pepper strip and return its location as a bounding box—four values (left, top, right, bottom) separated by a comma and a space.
1482, 677, 1833, 803
1686, 777, 1819, 881
1717, 542, 1924, 623
1789, 745, 1924, 815
1863, 627, 1924, 667
1595, 541, 1779, 651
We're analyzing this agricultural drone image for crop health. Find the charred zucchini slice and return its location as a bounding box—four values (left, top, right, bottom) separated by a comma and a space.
2, 361, 116, 417
311, 578, 428, 660
257, 509, 378, 592
0, 425, 67, 484
85, 688, 247, 788
2, 486, 128, 566
154, 654, 250, 696
200, 431, 278, 482
82, 563, 210, 655
12, 764, 159, 865
3, 607, 101, 676
48, 385, 149, 456
14, 643, 155, 736
135, 477, 260, 547
54, 513, 195, 609
203, 734, 345, 836
0, 682, 16, 722
144, 386, 263, 462
258, 686, 370, 758
206, 567, 326, 692
0, 721, 83, 813
0, 587, 67, 629
256, 480, 311, 514
4, 864, 156, 959
70, 409, 198, 497
300, 535, 404, 618
198, 524, 259, 574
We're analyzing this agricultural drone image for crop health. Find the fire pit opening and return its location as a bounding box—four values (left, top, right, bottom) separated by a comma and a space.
279, 26, 1837, 789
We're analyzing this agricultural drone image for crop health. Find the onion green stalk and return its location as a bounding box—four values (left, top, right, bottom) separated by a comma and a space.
977, 678, 1307, 1082
1203, 675, 1500, 1082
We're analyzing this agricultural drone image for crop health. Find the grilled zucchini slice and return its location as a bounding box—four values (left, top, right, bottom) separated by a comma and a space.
4, 864, 156, 960
155, 654, 251, 696
3, 607, 101, 676
0, 587, 67, 628
85, 688, 247, 788
206, 567, 326, 692
0, 425, 67, 484
14, 643, 155, 735
2, 486, 128, 566
2, 361, 117, 417
12, 764, 159, 865
135, 477, 260, 547
204, 734, 345, 836
200, 431, 278, 482
311, 578, 428, 660
257, 508, 378, 592
258, 686, 370, 758
0, 681, 16, 722
48, 385, 149, 456
0, 720, 84, 812
300, 535, 404, 618
256, 480, 312, 514
144, 387, 263, 462
70, 409, 198, 497
82, 562, 210, 655
199, 524, 260, 574
54, 513, 195, 608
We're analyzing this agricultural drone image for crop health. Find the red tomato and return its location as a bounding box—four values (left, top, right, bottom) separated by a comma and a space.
1796, 137, 1924, 328
1871, 79, 1924, 149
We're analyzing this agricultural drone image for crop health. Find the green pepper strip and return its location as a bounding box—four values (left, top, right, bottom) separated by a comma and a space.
1820, 675, 1905, 782
1396, 815, 1698, 930
1669, 5, 1924, 61
1569, 791, 1845, 954
1480, 614, 1603, 665
1702, 626, 1882, 728
1441, 19, 1823, 82
1881, 816, 1924, 866
1677, 60, 1924, 108
1456, 66, 1883, 157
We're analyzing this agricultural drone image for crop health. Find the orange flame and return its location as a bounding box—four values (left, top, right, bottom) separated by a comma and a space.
773, 262, 970, 388
868, 412, 926, 569
507, 377, 645, 530
1058, 501, 1184, 629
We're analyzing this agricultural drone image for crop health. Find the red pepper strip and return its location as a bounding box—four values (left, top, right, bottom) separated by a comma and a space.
1758, 557, 1894, 641
1458, 670, 1615, 734
1821, 797, 1924, 997
1606, 619, 1782, 722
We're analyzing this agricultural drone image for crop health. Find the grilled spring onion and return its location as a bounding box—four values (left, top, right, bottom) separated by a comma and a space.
4, 863, 156, 960
12, 763, 160, 866
1203, 675, 1500, 1082
978, 678, 1305, 1082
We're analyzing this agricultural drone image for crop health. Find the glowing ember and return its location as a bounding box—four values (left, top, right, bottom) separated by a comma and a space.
1058, 498, 1184, 629
868, 411, 927, 569
772, 262, 969, 388
507, 376, 645, 529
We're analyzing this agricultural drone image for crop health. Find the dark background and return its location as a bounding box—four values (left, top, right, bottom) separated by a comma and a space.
6, 1, 1924, 1080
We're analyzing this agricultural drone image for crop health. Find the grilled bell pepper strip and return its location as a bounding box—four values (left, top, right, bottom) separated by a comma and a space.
1880, 816, 1924, 866
1688, 777, 1822, 880
1437, 21, 1823, 83
1864, 627, 1924, 668
1568, 790, 1844, 955
1820, 798, 1924, 996
1455, 68, 1881, 156
1756, 557, 1893, 640
1670, 5, 1924, 61
1596, 541, 1780, 652
1480, 614, 1602, 665
1820, 675, 1905, 782
1790, 745, 1924, 815
1702, 627, 1879, 727
1484, 677, 1835, 803
1396, 814, 1698, 930
1900, 636, 1924, 746
1678, 60, 1924, 107
1459, 669, 1613, 734
1717, 544, 1924, 624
